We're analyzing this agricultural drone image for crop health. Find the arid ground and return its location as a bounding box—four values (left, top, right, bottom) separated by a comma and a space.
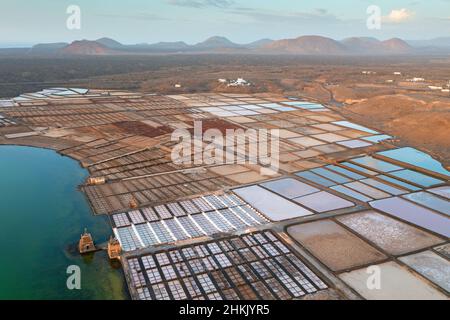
1, 54, 449, 166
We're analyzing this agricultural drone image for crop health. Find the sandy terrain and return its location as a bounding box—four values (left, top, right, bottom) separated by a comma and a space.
335, 94, 450, 167
1, 54, 448, 165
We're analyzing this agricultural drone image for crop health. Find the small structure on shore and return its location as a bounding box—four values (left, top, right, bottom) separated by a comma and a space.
107, 236, 121, 260
129, 196, 138, 209
87, 177, 106, 185
78, 228, 96, 254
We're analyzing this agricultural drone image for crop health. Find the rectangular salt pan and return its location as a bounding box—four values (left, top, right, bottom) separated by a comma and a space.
218, 209, 248, 228
344, 181, 390, 199
402, 192, 450, 216
260, 178, 319, 199
337, 211, 444, 255
341, 162, 377, 175
295, 104, 325, 110
331, 185, 373, 202
116, 227, 143, 251
129, 231, 328, 300
339, 262, 447, 300
287, 220, 385, 271
204, 211, 235, 232
377, 175, 422, 191
390, 170, 444, 188
325, 165, 365, 180
428, 186, 450, 200
271, 106, 297, 111
337, 139, 372, 149
129, 210, 145, 224
150, 222, 175, 243
191, 214, 219, 235
177, 216, 205, 237
312, 133, 348, 142
370, 197, 450, 237
399, 251, 450, 292
135, 224, 159, 246
359, 178, 407, 195
311, 167, 351, 184
113, 213, 130, 227
210, 111, 237, 117
70, 88, 89, 94
362, 135, 392, 143
288, 137, 325, 147
233, 185, 313, 221
332, 121, 379, 134
162, 222, 186, 243
351, 156, 402, 172
295, 171, 336, 187
377, 147, 450, 178
283, 100, 317, 106
293, 191, 354, 213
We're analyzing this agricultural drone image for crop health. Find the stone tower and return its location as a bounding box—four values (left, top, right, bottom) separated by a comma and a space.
107, 236, 121, 260
129, 196, 138, 209
78, 228, 96, 254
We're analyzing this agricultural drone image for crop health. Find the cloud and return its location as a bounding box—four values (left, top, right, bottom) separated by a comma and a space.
166, 0, 234, 8
228, 7, 343, 24
383, 8, 415, 23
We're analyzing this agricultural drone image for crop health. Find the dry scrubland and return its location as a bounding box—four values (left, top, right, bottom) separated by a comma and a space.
341, 95, 450, 166
0, 54, 449, 166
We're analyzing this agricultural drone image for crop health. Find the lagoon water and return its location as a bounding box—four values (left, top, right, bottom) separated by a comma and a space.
0, 146, 128, 299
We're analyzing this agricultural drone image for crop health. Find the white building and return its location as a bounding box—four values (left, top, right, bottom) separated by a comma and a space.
227, 78, 251, 87
407, 77, 425, 82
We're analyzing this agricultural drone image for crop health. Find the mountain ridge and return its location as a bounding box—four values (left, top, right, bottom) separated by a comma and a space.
27, 35, 442, 56
60, 40, 111, 55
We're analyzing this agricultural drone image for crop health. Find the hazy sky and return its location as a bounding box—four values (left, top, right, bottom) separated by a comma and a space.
1, 0, 450, 46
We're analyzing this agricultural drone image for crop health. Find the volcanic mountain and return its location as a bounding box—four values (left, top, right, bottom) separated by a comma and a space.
95, 37, 124, 49
194, 36, 242, 49
263, 35, 414, 55
30, 42, 69, 54
60, 40, 111, 55
263, 35, 347, 55
30, 35, 417, 56
341, 37, 413, 54
379, 38, 413, 53
341, 37, 381, 52
246, 38, 274, 49
146, 41, 191, 50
